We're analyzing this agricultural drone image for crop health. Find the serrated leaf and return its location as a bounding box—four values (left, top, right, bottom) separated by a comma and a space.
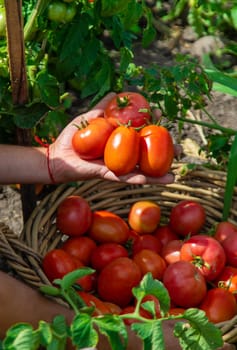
174, 308, 223, 350
70, 313, 98, 348
3, 324, 39, 350
38, 321, 53, 347
132, 320, 165, 350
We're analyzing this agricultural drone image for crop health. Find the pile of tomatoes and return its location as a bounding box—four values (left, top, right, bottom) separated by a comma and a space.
42, 193, 237, 325
72, 92, 174, 177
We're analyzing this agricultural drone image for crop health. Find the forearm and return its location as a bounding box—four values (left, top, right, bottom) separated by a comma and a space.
0, 145, 51, 184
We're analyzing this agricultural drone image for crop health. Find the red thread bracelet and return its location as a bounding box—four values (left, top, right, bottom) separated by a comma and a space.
46, 146, 57, 184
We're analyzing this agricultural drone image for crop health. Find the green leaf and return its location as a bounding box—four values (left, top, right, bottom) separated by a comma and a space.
60, 267, 95, 290
36, 71, 60, 107
39, 285, 61, 297
3, 324, 40, 350
132, 273, 170, 316
38, 321, 53, 347
230, 6, 237, 29
132, 320, 165, 350
70, 313, 98, 348
93, 314, 128, 350
13, 103, 49, 129
223, 133, 237, 220
174, 308, 223, 350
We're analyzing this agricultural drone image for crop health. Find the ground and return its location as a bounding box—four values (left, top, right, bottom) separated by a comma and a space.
0, 25, 237, 238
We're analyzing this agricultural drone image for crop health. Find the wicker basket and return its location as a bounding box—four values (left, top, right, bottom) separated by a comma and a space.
1, 161, 237, 344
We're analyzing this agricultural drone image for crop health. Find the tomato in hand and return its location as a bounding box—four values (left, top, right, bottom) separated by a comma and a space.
88, 210, 129, 244
139, 125, 174, 177
104, 125, 140, 176
61, 236, 97, 265
42, 249, 76, 282
97, 257, 142, 307
169, 200, 206, 237
56, 196, 92, 236
104, 92, 151, 128
200, 288, 237, 323
163, 260, 207, 308
180, 235, 226, 281
128, 200, 161, 235
90, 242, 129, 271
132, 234, 162, 256
72, 117, 114, 160
133, 249, 167, 280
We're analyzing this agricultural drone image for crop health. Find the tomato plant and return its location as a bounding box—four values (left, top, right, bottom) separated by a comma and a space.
90, 242, 129, 271
128, 200, 161, 235
97, 256, 142, 307
200, 288, 237, 323
72, 117, 114, 160
132, 234, 162, 256
88, 210, 129, 244
56, 196, 92, 236
104, 125, 140, 176
61, 236, 97, 265
139, 125, 174, 177
133, 249, 167, 280
104, 92, 151, 128
180, 235, 226, 281
42, 249, 76, 282
169, 200, 206, 237
163, 260, 207, 308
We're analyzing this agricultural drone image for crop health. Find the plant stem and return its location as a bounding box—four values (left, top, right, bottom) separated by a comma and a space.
24, 0, 49, 41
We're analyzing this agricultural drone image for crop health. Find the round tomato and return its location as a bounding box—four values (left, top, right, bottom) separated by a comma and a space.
48, 1, 76, 23
104, 125, 140, 176
61, 236, 97, 265
200, 288, 237, 323
139, 125, 174, 177
77, 291, 111, 316
221, 233, 237, 267
42, 249, 75, 282
163, 260, 207, 308
104, 92, 151, 128
56, 196, 92, 236
161, 239, 182, 265
214, 221, 237, 243
139, 294, 161, 319
97, 257, 142, 307
132, 234, 162, 256
169, 200, 206, 237
88, 210, 129, 244
153, 225, 179, 249
72, 117, 114, 160
128, 200, 161, 235
90, 242, 129, 271
180, 235, 226, 281
214, 266, 237, 297
133, 249, 167, 280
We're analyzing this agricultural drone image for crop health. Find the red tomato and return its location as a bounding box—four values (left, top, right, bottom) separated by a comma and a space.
128, 201, 161, 235
104, 92, 151, 128
163, 260, 207, 308
214, 221, 237, 243
214, 266, 237, 298
90, 242, 129, 271
180, 235, 226, 281
56, 196, 92, 237
73, 258, 95, 292
61, 236, 97, 265
139, 125, 174, 177
42, 249, 76, 282
88, 210, 129, 244
161, 239, 182, 265
200, 288, 237, 323
133, 249, 167, 280
139, 294, 161, 319
168, 307, 186, 316
103, 302, 122, 315
169, 200, 206, 237
221, 233, 237, 267
153, 225, 179, 249
77, 291, 111, 316
97, 257, 142, 307
132, 234, 162, 256
72, 117, 114, 160
104, 125, 140, 176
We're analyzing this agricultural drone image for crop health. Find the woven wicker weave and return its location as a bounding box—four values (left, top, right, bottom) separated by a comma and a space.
1, 161, 237, 344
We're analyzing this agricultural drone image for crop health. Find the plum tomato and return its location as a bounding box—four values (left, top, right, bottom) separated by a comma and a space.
132, 234, 162, 256
42, 249, 76, 282
90, 242, 129, 271
56, 195, 92, 236
163, 260, 207, 308
169, 200, 206, 237
200, 288, 237, 323
139, 125, 174, 177
104, 92, 151, 128
133, 249, 167, 280
72, 117, 114, 160
88, 210, 129, 244
153, 225, 179, 249
161, 239, 182, 265
61, 236, 97, 265
128, 200, 161, 235
180, 235, 226, 281
214, 221, 237, 243
97, 257, 142, 307
104, 125, 140, 176
221, 233, 237, 267
73, 258, 96, 292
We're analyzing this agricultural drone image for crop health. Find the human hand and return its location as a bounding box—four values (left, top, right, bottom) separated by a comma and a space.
49, 92, 180, 185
